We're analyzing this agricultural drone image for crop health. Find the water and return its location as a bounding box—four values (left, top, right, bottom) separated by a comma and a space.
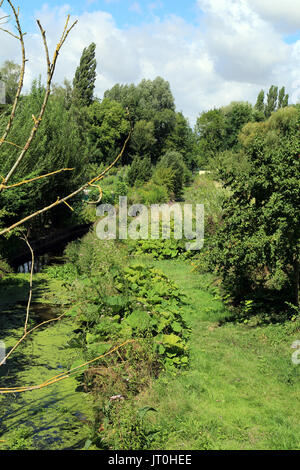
0, 305, 94, 449
17, 253, 64, 274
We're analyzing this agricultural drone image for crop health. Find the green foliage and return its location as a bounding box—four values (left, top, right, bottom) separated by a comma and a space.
127, 155, 152, 186
72, 42, 97, 107
104, 77, 197, 166
0, 81, 86, 233
210, 106, 300, 310
129, 238, 191, 261
195, 102, 253, 167
43, 262, 78, 283
130, 120, 156, 156
129, 181, 169, 205
164, 112, 198, 170
0, 60, 21, 104
195, 108, 227, 165
63, 233, 189, 370
157, 150, 189, 200
0, 257, 12, 279
254, 86, 289, 120
85, 98, 130, 165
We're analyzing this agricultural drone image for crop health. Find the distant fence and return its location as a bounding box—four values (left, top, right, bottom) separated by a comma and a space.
0, 80, 5, 104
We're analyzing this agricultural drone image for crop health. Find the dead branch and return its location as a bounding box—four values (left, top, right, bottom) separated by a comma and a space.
0, 312, 66, 367
0, 9, 77, 188
0, 167, 74, 190
21, 233, 34, 335
0, 118, 132, 236
0, 0, 26, 152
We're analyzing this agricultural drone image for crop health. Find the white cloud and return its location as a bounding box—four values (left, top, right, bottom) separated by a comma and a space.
249, 0, 300, 33
197, 0, 288, 83
0, 1, 299, 125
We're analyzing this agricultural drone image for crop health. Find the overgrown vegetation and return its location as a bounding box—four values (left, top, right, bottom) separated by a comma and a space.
1, 3, 299, 450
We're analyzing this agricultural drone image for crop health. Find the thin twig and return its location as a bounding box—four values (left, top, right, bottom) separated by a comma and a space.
0, 168, 74, 190
0, 0, 26, 152
0, 114, 132, 236
0, 14, 77, 188
0, 312, 66, 367
21, 234, 34, 335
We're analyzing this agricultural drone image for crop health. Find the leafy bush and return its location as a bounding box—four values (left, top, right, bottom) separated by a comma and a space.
129, 238, 192, 260
157, 150, 190, 200
43, 262, 78, 282
127, 156, 152, 186
130, 181, 169, 205
210, 106, 300, 311
66, 261, 189, 370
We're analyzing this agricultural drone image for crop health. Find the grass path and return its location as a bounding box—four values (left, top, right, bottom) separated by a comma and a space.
133, 260, 300, 450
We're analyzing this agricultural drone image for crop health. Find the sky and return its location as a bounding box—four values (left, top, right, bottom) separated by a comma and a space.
1, 0, 300, 125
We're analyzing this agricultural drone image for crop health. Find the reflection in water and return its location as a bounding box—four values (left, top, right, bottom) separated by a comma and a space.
17, 254, 62, 274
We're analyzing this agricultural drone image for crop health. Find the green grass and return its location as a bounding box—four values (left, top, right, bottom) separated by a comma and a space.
183, 174, 227, 221
120, 259, 300, 450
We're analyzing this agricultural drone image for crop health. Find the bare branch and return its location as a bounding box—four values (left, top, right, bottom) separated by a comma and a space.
0, 115, 132, 236
1, 14, 77, 188
21, 234, 34, 335
0, 312, 66, 367
0, 167, 74, 190
0, 0, 26, 152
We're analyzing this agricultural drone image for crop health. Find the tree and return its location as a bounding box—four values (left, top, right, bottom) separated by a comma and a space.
104, 77, 177, 164
127, 155, 152, 186
0, 60, 21, 104
255, 90, 265, 113
254, 86, 289, 120
157, 150, 188, 200
85, 98, 130, 165
211, 106, 300, 309
72, 42, 97, 107
265, 85, 278, 118
164, 112, 198, 170
254, 90, 266, 121
130, 119, 156, 156
0, 80, 86, 233
278, 86, 289, 109
222, 101, 253, 149
195, 109, 227, 165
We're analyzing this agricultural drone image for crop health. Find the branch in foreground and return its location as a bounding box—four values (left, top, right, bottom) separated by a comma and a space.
0, 0, 26, 152
0, 168, 74, 190
0, 116, 132, 236
0, 12, 77, 188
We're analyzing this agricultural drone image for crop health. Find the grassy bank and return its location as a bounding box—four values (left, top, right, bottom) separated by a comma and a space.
107, 259, 300, 450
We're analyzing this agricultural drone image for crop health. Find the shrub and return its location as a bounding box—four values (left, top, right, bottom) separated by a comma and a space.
127, 156, 152, 186
156, 150, 189, 200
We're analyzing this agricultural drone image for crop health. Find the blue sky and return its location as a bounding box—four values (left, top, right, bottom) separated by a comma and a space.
21, 0, 202, 31
1, 0, 300, 124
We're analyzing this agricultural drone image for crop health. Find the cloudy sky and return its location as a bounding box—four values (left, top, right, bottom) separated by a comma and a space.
1, 0, 300, 125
